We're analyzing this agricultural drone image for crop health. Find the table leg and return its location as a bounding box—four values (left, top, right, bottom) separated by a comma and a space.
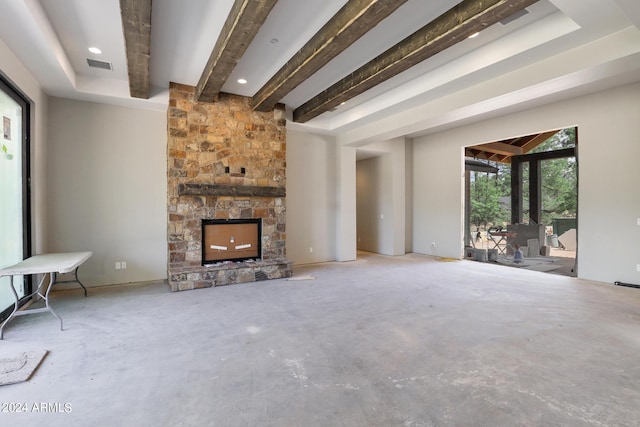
53, 267, 87, 297
0, 273, 64, 339
44, 273, 64, 332
75, 267, 87, 297
0, 276, 20, 340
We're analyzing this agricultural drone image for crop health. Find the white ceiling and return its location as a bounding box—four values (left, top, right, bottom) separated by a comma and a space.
1, 0, 639, 142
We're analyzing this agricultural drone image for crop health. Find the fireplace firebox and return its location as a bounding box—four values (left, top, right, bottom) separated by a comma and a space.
202, 219, 262, 265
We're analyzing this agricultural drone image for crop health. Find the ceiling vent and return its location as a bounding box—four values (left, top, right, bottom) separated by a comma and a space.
499, 8, 529, 25
86, 58, 113, 71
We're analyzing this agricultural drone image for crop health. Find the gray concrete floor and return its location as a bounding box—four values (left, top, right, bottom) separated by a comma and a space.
494, 253, 576, 277
1, 252, 639, 426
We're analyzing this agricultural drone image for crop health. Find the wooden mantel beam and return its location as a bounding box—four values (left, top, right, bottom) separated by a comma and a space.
252, 0, 408, 112
196, 0, 278, 103
293, 0, 539, 123
120, 0, 152, 99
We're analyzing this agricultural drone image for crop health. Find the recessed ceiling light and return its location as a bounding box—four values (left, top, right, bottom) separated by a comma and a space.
237, 78, 247, 84
468, 32, 480, 39
88, 47, 102, 54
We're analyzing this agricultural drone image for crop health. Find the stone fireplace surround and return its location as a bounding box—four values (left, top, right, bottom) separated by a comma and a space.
167, 83, 291, 291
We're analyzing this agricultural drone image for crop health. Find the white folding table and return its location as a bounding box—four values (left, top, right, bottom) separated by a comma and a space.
0, 251, 92, 339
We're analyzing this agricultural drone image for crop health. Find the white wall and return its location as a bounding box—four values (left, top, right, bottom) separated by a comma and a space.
285, 129, 337, 264
413, 82, 640, 284
0, 39, 48, 255
405, 140, 413, 253
412, 138, 464, 259
47, 97, 167, 287
336, 145, 357, 261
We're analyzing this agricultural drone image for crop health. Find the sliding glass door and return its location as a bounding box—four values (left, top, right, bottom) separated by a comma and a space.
0, 76, 31, 321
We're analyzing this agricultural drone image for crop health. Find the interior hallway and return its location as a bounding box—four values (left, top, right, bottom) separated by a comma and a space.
1, 252, 638, 426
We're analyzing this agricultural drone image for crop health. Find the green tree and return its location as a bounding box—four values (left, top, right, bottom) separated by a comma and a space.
470, 172, 508, 230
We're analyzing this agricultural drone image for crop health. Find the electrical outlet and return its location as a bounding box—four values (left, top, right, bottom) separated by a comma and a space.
637, 264, 640, 272
115, 262, 121, 270
309, 247, 313, 253
121, 261, 127, 269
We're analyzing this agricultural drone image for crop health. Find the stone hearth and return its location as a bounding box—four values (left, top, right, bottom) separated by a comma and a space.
166, 83, 291, 291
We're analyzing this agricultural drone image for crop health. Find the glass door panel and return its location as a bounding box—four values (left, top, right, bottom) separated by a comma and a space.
0, 79, 29, 319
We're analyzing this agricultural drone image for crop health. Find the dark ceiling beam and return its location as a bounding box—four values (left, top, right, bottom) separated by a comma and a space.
465, 159, 499, 173
196, 0, 278, 103
120, 0, 152, 99
512, 147, 575, 163
293, 0, 539, 123
252, 0, 408, 112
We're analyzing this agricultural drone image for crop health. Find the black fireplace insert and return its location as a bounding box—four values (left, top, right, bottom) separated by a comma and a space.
201, 219, 262, 264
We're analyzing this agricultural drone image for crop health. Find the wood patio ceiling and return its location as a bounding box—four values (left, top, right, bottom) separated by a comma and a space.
465, 130, 560, 163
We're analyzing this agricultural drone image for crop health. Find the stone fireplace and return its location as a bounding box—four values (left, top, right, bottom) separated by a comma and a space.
167, 83, 292, 291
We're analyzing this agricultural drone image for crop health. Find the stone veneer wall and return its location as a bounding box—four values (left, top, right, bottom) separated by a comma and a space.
167, 83, 291, 291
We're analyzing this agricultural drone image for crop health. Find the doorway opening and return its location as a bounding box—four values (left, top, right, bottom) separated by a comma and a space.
464, 127, 577, 276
